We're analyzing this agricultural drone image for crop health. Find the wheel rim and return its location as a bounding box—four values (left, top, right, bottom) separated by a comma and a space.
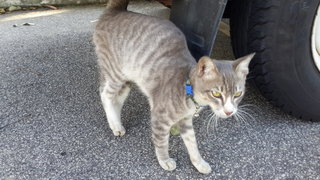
312, 4, 320, 72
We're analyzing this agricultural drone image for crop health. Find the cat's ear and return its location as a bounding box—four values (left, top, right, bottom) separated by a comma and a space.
197, 56, 219, 79
233, 53, 255, 78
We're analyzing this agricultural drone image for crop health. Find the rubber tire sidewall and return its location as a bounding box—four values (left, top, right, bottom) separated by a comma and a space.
230, 0, 320, 120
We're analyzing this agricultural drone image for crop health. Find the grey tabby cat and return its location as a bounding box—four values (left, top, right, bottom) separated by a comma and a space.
93, 0, 255, 174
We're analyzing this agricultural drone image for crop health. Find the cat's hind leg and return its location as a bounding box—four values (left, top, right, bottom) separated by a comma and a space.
100, 81, 131, 136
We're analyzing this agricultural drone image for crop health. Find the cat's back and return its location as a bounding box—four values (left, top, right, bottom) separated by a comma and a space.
94, 9, 195, 88
95, 10, 183, 41
94, 10, 190, 60
94, 10, 193, 72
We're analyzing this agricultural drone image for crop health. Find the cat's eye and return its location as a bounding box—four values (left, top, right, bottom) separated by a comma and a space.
211, 91, 222, 98
234, 91, 242, 97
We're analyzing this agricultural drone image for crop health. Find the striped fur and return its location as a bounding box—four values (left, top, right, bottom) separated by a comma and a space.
93, 0, 254, 174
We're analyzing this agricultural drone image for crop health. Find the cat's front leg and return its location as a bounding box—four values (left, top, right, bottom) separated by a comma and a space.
151, 114, 176, 171
178, 117, 212, 174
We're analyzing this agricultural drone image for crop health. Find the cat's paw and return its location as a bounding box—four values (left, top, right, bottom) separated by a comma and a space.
192, 159, 212, 174
159, 158, 176, 171
111, 125, 126, 136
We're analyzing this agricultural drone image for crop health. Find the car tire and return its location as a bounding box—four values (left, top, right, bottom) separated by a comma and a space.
230, 0, 320, 121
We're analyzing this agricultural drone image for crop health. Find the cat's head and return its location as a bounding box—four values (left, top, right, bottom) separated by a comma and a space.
191, 53, 255, 119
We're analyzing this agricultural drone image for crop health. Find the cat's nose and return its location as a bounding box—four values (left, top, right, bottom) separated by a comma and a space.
224, 111, 233, 116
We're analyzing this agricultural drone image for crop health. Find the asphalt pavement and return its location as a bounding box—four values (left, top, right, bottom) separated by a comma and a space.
1, 1, 320, 179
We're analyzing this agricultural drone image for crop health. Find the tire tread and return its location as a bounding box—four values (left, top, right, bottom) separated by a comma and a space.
230, 0, 319, 121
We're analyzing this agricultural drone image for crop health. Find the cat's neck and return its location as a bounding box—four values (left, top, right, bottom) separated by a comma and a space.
187, 66, 206, 107
188, 66, 198, 100
183, 66, 201, 115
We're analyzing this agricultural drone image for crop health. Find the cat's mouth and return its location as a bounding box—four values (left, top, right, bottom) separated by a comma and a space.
217, 113, 233, 119
211, 108, 237, 119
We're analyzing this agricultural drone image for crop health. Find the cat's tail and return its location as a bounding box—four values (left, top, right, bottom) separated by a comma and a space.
107, 0, 129, 11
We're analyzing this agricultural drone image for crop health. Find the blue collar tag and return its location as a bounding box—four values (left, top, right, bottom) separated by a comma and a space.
185, 80, 208, 116
185, 84, 194, 96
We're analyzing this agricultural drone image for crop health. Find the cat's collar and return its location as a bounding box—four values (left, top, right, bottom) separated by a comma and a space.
185, 79, 202, 117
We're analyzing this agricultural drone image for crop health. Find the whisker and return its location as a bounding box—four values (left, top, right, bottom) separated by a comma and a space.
236, 113, 245, 124
239, 107, 256, 113
238, 109, 255, 123
236, 110, 252, 128
234, 114, 239, 123
206, 112, 215, 134
214, 115, 219, 131
238, 104, 258, 110
235, 108, 261, 141
204, 112, 221, 138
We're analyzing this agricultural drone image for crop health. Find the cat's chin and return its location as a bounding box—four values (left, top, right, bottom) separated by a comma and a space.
215, 114, 230, 119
